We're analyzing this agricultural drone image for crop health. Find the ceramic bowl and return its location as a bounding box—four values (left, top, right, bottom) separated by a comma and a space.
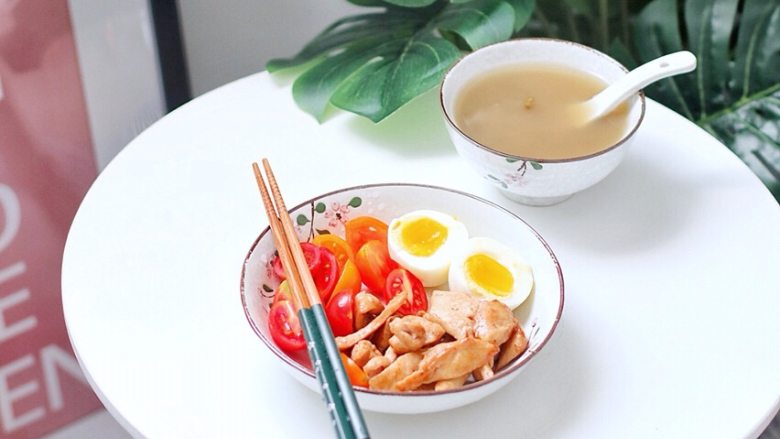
240, 183, 564, 414
440, 38, 646, 206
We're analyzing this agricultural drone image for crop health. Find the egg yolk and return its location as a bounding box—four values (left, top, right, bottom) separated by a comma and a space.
465, 254, 514, 297
399, 217, 448, 257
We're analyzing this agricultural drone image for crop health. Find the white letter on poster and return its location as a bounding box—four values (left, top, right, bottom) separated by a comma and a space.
0, 355, 45, 433
0, 185, 21, 253
40, 344, 89, 411
0, 264, 37, 343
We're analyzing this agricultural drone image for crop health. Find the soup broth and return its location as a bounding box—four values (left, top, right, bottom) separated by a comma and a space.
454, 63, 630, 160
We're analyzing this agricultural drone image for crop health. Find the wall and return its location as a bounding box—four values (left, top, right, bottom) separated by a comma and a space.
176, 0, 361, 96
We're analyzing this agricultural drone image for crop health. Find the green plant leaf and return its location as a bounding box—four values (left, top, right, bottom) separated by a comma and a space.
385, 0, 438, 6
316, 228, 332, 235
529, 161, 543, 170
296, 214, 310, 225
315, 202, 327, 213
437, 0, 515, 50
268, 0, 532, 122
348, 196, 363, 207
630, 0, 780, 200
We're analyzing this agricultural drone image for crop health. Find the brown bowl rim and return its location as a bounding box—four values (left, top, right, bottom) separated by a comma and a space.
439, 37, 647, 164
240, 182, 565, 397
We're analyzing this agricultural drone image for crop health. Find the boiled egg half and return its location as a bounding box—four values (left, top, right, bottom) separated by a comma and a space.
448, 237, 534, 309
388, 209, 468, 287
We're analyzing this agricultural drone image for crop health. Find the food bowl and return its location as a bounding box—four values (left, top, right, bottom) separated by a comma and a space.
240, 183, 563, 414
440, 38, 646, 206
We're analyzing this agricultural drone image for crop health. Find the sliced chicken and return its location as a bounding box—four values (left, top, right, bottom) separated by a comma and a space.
372, 316, 396, 352
427, 290, 479, 340
384, 346, 398, 363
350, 340, 382, 368
363, 355, 391, 378
434, 373, 470, 391
495, 319, 529, 371
389, 315, 445, 354
354, 292, 384, 330
336, 292, 406, 350
474, 300, 515, 346
395, 337, 498, 391
472, 363, 494, 381
368, 352, 424, 391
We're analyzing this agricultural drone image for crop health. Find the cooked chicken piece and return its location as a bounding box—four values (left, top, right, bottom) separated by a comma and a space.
395, 337, 498, 391
372, 317, 396, 352
474, 300, 515, 346
336, 292, 406, 350
384, 346, 398, 363
368, 352, 424, 391
350, 340, 382, 368
472, 363, 494, 381
354, 292, 384, 330
389, 315, 446, 354
417, 382, 437, 391
427, 290, 479, 340
363, 355, 391, 378
434, 373, 470, 391
495, 319, 529, 371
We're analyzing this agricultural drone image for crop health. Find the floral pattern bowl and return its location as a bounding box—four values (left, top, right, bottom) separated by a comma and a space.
240, 183, 564, 414
440, 38, 646, 206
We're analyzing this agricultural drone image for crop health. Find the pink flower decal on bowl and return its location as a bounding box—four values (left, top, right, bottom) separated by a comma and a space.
324, 202, 350, 228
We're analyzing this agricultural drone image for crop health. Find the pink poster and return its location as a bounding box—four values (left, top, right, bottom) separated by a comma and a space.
0, 1, 103, 437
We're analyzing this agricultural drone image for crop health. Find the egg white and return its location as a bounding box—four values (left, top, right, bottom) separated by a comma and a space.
448, 237, 534, 309
388, 210, 469, 287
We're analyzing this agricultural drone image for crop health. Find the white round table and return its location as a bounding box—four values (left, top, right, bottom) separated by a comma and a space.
63, 73, 780, 438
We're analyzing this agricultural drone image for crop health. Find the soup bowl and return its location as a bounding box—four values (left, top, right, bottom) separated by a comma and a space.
440, 38, 646, 206
241, 183, 564, 414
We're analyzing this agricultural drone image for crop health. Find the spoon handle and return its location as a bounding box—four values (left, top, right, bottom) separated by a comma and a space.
586, 51, 697, 120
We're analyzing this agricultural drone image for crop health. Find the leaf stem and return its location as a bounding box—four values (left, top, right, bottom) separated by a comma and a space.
697, 83, 780, 126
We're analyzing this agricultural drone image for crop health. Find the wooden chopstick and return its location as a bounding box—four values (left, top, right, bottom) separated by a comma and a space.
252, 160, 370, 439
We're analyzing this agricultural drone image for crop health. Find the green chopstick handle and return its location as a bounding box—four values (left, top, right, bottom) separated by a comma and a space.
298, 307, 370, 439
311, 304, 370, 439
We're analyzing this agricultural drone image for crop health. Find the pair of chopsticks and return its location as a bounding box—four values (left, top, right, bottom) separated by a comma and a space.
252, 159, 370, 439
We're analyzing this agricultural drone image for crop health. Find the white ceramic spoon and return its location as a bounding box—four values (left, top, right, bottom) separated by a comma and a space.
575, 51, 697, 124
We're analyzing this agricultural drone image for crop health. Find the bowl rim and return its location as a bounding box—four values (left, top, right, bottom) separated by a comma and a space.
439, 37, 647, 164
240, 182, 565, 397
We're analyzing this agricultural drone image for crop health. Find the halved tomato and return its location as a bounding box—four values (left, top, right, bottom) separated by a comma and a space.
272, 280, 294, 307
312, 234, 354, 272
385, 268, 428, 315
332, 259, 361, 296
340, 353, 368, 387
312, 247, 339, 304
354, 240, 397, 298
325, 290, 355, 337
268, 300, 305, 352
271, 242, 321, 280
345, 216, 388, 253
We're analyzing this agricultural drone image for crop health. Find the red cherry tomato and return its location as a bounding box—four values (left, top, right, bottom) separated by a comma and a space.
385, 268, 428, 315
340, 353, 369, 387
312, 247, 339, 304
271, 242, 322, 280
354, 240, 397, 298
268, 300, 305, 352
272, 280, 294, 307
345, 216, 389, 253
325, 290, 355, 337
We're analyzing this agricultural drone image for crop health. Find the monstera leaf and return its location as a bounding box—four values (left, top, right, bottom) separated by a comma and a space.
520, 0, 650, 53
621, 0, 780, 200
267, 0, 535, 122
